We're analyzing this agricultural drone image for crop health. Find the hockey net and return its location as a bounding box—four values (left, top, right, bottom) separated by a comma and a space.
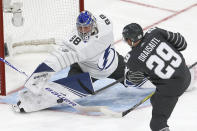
0, 0, 84, 96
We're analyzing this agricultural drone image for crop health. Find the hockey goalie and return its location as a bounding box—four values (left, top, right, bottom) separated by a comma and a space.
12, 10, 126, 113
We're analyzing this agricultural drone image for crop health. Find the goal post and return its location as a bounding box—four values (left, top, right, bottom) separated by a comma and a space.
0, 0, 84, 96
0, 0, 6, 96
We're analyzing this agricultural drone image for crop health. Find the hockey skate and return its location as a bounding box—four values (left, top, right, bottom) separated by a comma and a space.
11, 101, 25, 113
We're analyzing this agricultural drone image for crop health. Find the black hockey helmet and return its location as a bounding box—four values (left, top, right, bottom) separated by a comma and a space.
122, 23, 143, 43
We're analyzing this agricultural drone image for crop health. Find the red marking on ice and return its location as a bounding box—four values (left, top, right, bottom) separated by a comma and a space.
114, 3, 197, 44
7, 86, 25, 95
120, 0, 177, 13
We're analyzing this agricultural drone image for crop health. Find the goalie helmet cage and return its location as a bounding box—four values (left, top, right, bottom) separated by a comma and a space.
0, 0, 84, 96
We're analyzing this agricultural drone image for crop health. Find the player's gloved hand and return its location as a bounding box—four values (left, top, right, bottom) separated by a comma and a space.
124, 70, 145, 88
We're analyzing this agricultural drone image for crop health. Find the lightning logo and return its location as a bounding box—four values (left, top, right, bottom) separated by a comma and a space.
98, 45, 115, 71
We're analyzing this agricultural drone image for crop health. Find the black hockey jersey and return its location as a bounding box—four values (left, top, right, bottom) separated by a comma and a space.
125, 27, 191, 87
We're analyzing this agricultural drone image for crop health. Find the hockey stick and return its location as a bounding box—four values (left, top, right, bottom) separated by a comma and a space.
50, 61, 197, 117
119, 61, 197, 117
122, 91, 154, 116
188, 61, 197, 69
0, 57, 28, 77
94, 77, 150, 94
93, 77, 124, 94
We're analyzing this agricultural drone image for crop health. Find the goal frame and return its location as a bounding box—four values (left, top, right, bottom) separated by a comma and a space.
0, 0, 6, 96
0, 0, 84, 96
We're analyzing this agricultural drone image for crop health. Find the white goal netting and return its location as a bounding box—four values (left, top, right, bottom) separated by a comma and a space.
3, 0, 82, 55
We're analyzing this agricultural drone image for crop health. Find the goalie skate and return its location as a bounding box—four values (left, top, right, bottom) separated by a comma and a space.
11, 101, 25, 113
12, 104, 20, 112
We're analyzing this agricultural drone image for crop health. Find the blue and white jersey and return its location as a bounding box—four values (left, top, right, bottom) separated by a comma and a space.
64, 13, 118, 79
45, 13, 118, 79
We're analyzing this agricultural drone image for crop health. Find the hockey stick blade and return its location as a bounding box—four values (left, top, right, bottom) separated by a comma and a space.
99, 92, 155, 117
189, 61, 197, 69
122, 92, 155, 117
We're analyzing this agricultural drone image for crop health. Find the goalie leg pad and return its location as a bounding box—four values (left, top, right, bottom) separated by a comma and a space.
13, 88, 59, 113
13, 81, 83, 113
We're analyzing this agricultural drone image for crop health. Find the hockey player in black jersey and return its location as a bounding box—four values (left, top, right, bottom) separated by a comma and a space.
122, 23, 191, 131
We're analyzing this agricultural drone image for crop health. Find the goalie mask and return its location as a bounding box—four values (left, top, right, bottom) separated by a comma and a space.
76, 10, 97, 42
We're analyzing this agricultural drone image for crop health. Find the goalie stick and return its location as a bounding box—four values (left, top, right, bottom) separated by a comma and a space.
0, 57, 28, 77
93, 77, 124, 94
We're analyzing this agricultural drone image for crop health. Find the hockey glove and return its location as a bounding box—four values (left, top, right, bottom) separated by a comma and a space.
124, 70, 146, 87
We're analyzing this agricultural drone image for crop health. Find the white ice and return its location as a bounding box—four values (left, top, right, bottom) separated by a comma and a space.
1, 0, 197, 131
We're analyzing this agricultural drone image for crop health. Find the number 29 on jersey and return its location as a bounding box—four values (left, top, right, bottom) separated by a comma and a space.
146, 42, 182, 79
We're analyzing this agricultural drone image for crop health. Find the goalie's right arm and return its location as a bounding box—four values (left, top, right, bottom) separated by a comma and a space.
44, 46, 80, 72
